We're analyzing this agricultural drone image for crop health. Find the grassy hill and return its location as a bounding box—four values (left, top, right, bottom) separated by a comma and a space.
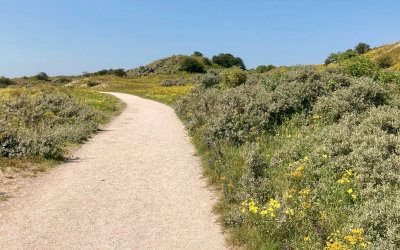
365, 41, 400, 70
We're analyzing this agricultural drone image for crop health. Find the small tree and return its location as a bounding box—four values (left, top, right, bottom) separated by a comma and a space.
212, 53, 246, 69
35, 72, 49, 81
355, 42, 371, 54
221, 67, 247, 88
179, 57, 205, 73
325, 50, 357, 65
192, 51, 203, 57
256, 65, 276, 73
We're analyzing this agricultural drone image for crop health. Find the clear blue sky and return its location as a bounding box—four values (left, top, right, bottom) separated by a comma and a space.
1, 0, 399, 77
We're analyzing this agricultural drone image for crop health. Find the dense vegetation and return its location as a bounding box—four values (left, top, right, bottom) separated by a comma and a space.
175, 43, 400, 249
0, 85, 123, 175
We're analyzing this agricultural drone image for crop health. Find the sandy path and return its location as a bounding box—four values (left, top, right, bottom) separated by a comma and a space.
0, 93, 226, 249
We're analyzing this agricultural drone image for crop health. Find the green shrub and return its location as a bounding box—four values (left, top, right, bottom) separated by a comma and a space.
192, 51, 203, 57
54, 77, 72, 84
212, 53, 246, 69
378, 70, 400, 84
354, 42, 371, 54
376, 55, 393, 69
325, 50, 358, 65
0, 77, 15, 87
313, 78, 388, 122
87, 81, 100, 87
193, 70, 222, 88
35, 72, 50, 81
179, 57, 205, 73
160, 78, 186, 87
256, 65, 276, 73
221, 67, 247, 88
112, 69, 127, 77
343, 56, 378, 77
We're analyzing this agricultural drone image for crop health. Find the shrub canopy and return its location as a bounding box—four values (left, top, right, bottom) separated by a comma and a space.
212, 53, 246, 69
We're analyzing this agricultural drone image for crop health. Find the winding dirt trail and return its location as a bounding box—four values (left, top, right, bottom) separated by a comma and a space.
0, 93, 226, 249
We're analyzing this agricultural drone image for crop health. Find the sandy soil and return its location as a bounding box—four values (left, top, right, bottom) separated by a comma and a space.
0, 92, 226, 249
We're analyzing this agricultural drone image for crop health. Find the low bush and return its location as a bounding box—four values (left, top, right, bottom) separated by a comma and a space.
179, 57, 205, 73
376, 55, 393, 69
378, 70, 400, 84
343, 56, 378, 77
192, 70, 222, 88
35, 72, 50, 81
0, 77, 15, 87
54, 77, 72, 84
221, 67, 247, 88
325, 49, 358, 65
255, 65, 276, 73
160, 78, 186, 87
0, 87, 120, 160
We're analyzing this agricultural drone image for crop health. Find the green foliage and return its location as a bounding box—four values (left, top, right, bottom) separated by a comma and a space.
343, 56, 378, 77
0, 77, 15, 87
88, 69, 127, 77
192, 51, 203, 57
255, 65, 276, 73
112, 69, 127, 77
354, 42, 371, 54
179, 57, 206, 73
212, 53, 246, 69
54, 77, 72, 84
160, 78, 186, 87
378, 70, 400, 84
313, 78, 388, 122
325, 49, 358, 65
221, 67, 247, 88
35, 72, 50, 81
192, 70, 222, 88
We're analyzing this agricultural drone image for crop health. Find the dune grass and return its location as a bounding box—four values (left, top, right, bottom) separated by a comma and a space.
88, 74, 195, 105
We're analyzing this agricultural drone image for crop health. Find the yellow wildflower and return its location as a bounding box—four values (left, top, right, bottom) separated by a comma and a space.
344, 235, 357, 245
323, 154, 328, 159
260, 210, 268, 216
283, 190, 294, 200
299, 188, 311, 197
285, 208, 295, 216
337, 178, 350, 184
249, 204, 258, 213
347, 188, 353, 194
351, 228, 363, 235
291, 165, 305, 179
325, 241, 350, 250
268, 198, 281, 209
304, 236, 310, 241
